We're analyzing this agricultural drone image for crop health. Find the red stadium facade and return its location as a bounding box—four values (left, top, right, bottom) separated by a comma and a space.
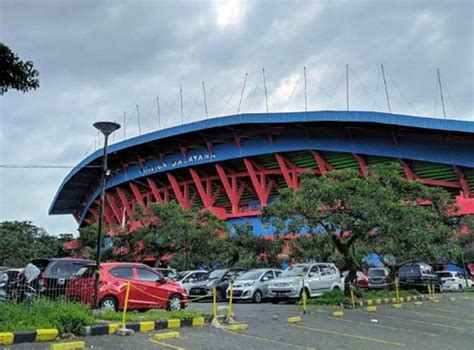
50, 111, 474, 241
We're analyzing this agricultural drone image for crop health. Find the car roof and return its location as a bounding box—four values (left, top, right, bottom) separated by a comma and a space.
101, 262, 152, 268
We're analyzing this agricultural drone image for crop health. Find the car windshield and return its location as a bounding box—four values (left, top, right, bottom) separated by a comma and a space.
74, 266, 95, 278
436, 272, 453, 278
208, 270, 226, 280
237, 270, 263, 281
173, 272, 189, 281
44, 261, 89, 279
369, 269, 386, 277
399, 265, 421, 277
281, 265, 308, 277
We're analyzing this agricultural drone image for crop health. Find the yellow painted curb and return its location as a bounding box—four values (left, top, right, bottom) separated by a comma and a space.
139, 321, 155, 332
375, 299, 382, 305
406, 296, 412, 302
432, 299, 440, 303
383, 298, 390, 304
358, 301, 364, 307
153, 331, 180, 340
49, 341, 85, 350
192, 317, 205, 327
332, 311, 344, 317
399, 297, 404, 303
109, 323, 121, 335
463, 296, 470, 300
0, 332, 14, 345
167, 319, 181, 329
366, 306, 377, 312
228, 323, 248, 331
287, 316, 302, 323
392, 304, 402, 309
414, 301, 423, 305
36, 329, 59, 342
449, 297, 456, 302
391, 298, 397, 303
366, 299, 373, 305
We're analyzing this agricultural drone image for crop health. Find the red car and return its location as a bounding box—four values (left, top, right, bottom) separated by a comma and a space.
66, 262, 188, 311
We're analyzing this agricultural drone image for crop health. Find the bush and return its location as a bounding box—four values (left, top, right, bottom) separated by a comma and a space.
303, 290, 349, 305
97, 309, 210, 322
0, 299, 95, 334
357, 289, 420, 300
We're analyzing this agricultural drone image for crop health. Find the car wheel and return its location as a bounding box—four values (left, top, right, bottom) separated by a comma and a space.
167, 294, 182, 311
332, 286, 340, 292
99, 296, 118, 312
458, 284, 464, 291
253, 290, 263, 303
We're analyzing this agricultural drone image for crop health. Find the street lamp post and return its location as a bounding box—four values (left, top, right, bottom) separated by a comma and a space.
93, 121, 120, 309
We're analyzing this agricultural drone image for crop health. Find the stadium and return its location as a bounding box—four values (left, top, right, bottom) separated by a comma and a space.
49, 110, 474, 245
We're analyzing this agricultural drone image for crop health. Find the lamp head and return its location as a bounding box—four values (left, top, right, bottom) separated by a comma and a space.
93, 121, 121, 136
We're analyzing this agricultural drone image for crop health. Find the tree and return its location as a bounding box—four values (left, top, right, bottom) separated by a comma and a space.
263, 165, 458, 285
458, 215, 474, 263
129, 202, 230, 270
0, 43, 39, 95
0, 221, 68, 267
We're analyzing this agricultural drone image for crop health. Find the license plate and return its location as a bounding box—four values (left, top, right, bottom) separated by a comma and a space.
277, 292, 288, 296
407, 279, 414, 283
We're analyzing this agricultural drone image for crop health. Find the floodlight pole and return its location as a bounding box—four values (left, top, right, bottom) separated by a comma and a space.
93, 121, 120, 310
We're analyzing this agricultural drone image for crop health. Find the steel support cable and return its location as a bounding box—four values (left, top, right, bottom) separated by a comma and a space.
372, 67, 382, 111
306, 71, 341, 110
184, 88, 203, 122
266, 71, 304, 112
386, 74, 420, 116
441, 75, 460, 120
327, 68, 346, 110
244, 74, 264, 113
217, 81, 241, 116
350, 67, 383, 111
434, 74, 439, 118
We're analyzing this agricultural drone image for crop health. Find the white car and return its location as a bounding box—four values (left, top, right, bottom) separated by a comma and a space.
437, 271, 470, 292
172, 270, 208, 294
267, 263, 344, 302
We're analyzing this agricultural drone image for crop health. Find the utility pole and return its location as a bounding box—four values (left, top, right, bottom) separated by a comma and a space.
381, 64, 392, 113
437, 68, 446, 119
263, 68, 269, 113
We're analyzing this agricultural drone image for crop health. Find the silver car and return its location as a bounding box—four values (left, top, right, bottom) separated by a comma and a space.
173, 270, 209, 294
268, 263, 344, 301
226, 269, 282, 303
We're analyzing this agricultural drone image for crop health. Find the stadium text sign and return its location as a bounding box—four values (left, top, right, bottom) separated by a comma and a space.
139, 151, 217, 175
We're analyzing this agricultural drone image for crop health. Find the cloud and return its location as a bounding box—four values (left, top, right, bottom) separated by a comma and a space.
0, 0, 472, 235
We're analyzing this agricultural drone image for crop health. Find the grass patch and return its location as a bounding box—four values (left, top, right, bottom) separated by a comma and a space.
303, 290, 349, 306
356, 289, 420, 300
0, 299, 95, 334
96, 309, 211, 323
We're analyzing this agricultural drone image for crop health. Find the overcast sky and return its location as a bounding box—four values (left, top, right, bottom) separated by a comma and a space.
0, 0, 473, 236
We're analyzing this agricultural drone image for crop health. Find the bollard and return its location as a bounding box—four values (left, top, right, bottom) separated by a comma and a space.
228, 277, 234, 320
395, 278, 400, 303
212, 287, 217, 320
349, 282, 356, 309
121, 280, 131, 330
427, 283, 432, 297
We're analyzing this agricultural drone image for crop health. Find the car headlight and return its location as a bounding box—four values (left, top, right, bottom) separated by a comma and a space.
289, 279, 301, 287
242, 281, 255, 287
206, 281, 216, 288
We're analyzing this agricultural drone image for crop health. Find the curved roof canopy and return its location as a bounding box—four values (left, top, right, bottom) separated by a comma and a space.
49, 110, 474, 219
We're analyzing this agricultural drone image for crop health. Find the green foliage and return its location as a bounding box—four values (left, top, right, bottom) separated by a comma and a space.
97, 309, 210, 322
303, 290, 349, 305
263, 164, 458, 284
0, 299, 94, 334
459, 215, 474, 263
0, 221, 71, 267
0, 43, 39, 95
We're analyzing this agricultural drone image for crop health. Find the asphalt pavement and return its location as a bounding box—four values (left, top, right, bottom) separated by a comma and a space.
6, 292, 474, 350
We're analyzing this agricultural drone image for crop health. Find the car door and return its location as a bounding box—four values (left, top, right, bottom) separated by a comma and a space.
108, 266, 136, 308
259, 270, 275, 296
133, 267, 167, 309
307, 265, 322, 296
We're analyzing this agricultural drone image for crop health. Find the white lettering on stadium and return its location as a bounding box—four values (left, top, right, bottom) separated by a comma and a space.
139, 152, 216, 175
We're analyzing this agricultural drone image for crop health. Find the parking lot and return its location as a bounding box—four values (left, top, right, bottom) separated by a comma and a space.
9, 293, 473, 350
